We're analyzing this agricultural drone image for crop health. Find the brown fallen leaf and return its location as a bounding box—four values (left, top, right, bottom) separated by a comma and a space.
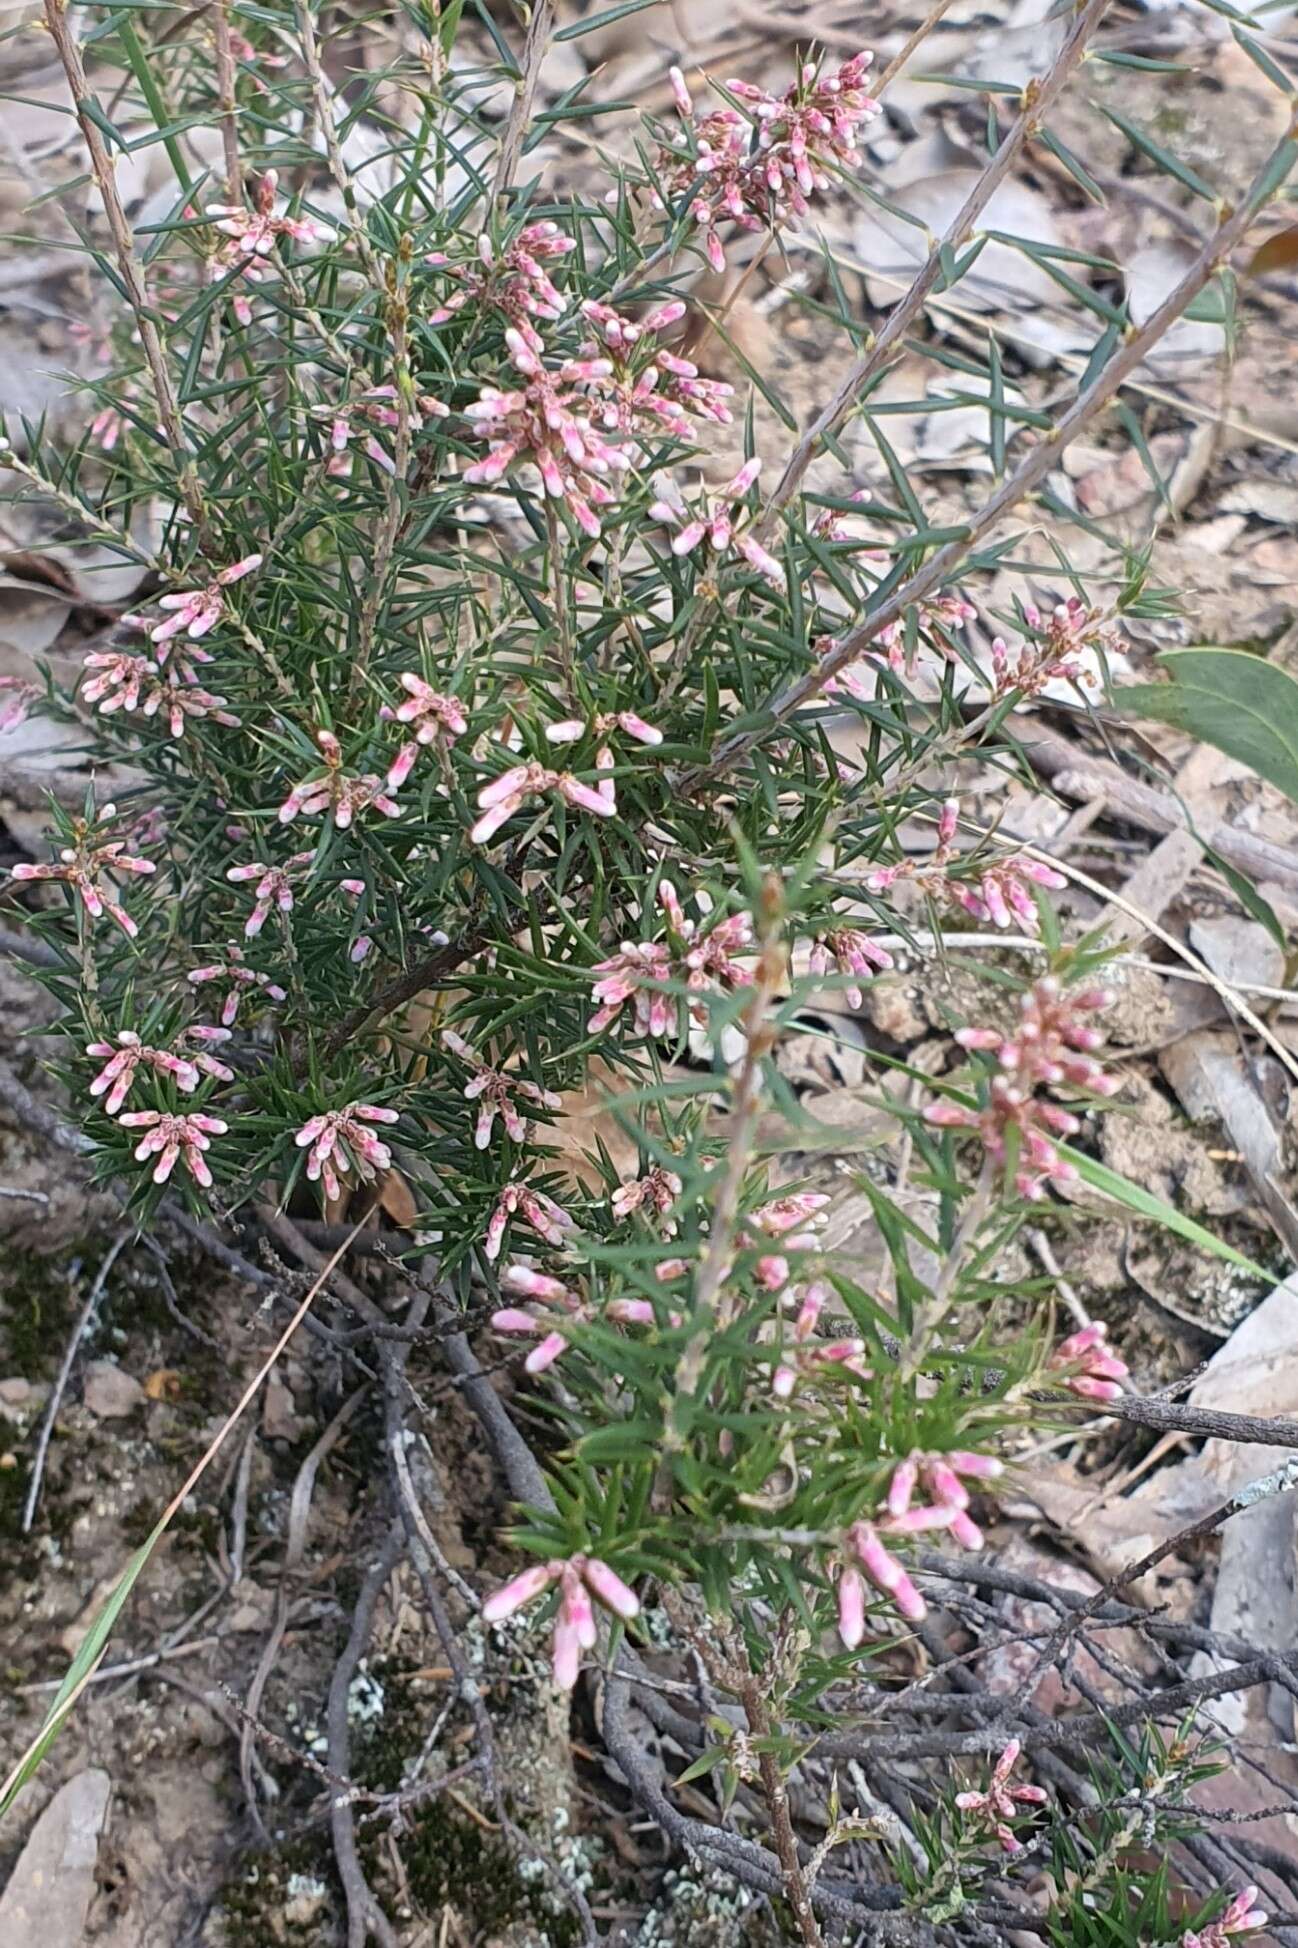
378, 1166, 419, 1228
143, 1367, 182, 1401
1248, 224, 1298, 275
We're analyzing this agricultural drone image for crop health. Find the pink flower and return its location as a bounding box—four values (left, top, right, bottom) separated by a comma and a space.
147, 554, 262, 651
837, 1521, 926, 1647
442, 1029, 561, 1150
880, 1450, 1003, 1552
954, 1738, 1047, 1853
482, 1551, 639, 1689
82, 645, 238, 738
808, 927, 893, 1008
427, 222, 575, 350
546, 710, 662, 750
174, 1023, 236, 1083
226, 852, 315, 937
279, 728, 401, 829
86, 1031, 200, 1116
927, 975, 1118, 1199
187, 947, 286, 1026
318, 385, 448, 478
1183, 1887, 1268, 1947
654, 52, 880, 271
485, 1180, 576, 1262
587, 881, 754, 1035
1048, 1321, 1129, 1402
294, 1101, 400, 1202
0, 676, 39, 733
865, 795, 1066, 936
579, 297, 734, 435
773, 1283, 869, 1399
469, 751, 616, 845
462, 328, 630, 538
611, 1165, 683, 1233
492, 1264, 587, 1373
9, 802, 155, 938
119, 1109, 227, 1188
649, 459, 785, 589
990, 597, 1115, 701
383, 675, 467, 789
207, 170, 328, 272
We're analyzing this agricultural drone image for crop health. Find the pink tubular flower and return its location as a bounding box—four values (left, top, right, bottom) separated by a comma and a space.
1048, 1320, 1129, 1402
579, 297, 734, 436
174, 1023, 235, 1083
207, 169, 327, 273
927, 975, 1118, 1199
808, 927, 894, 1008
485, 1180, 576, 1262
119, 1109, 227, 1188
1183, 1887, 1268, 1948
469, 751, 616, 846
462, 328, 629, 539
546, 710, 662, 751
881, 1450, 1003, 1552
482, 1551, 639, 1689
187, 947, 286, 1026
383, 675, 467, 789
954, 1739, 1048, 1853
865, 796, 1066, 936
820, 593, 975, 695
294, 1101, 400, 1203
588, 880, 753, 1036
226, 852, 315, 938
611, 1165, 683, 1233
0, 676, 40, 733
9, 802, 155, 938
773, 1284, 869, 1399
649, 459, 785, 589
279, 729, 401, 829
146, 555, 262, 652
991, 596, 1116, 702
492, 1264, 586, 1373
427, 221, 574, 350
655, 53, 879, 272
86, 1031, 200, 1116
838, 1521, 926, 1647
316, 385, 449, 479
82, 645, 239, 739
442, 1029, 561, 1150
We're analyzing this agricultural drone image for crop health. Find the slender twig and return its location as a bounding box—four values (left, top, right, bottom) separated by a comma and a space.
491, 0, 558, 202
327, 1520, 405, 1948
756, 0, 1114, 538
352, 256, 414, 700
321, 931, 485, 1057
1054, 1390, 1298, 1450
212, 0, 243, 204
292, 0, 384, 288
687, 132, 1295, 789
22, 1230, 131, 1533
42, 0, 208, 540
873, 0, 963, 96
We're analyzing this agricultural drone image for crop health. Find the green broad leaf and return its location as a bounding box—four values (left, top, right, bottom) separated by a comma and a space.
1058, 1147, 1269, 1278
1114, 649, 1298, 807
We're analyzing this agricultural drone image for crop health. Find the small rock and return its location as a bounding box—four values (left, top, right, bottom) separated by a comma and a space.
283, 1873, 328, 1927
0, 1377, 49, 1412
82, 1359, 146, 1419
0, 1769, 111, 1941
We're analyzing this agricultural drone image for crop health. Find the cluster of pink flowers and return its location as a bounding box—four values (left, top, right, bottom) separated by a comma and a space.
120, 1108, 227, 1187
579, 298, 735, 436
427, 223, 574, 351
1048, 1320, 1129, 1401
926, 974, 1118, 1199
589, 879, 753, 1036
9, 802, 155, 938
990, 596, 1117, 702
746, 1189, 829, 1295
649, 458, 784, 589
611, 1164, 683, 1232
207, 171, 327, 321
187, 947, 286, 1026
482, 1552, 639, 1690
808, 926, 894, 1008
279, 728, 401, 829
485, 1179, 576, 1262
226, 851, 314, 937
383, 675, 467, 790
462, 329, 628, 538
658, 54, 880, 271
954, 1738, 1048, 1853
1182, 1888, 1268, 1947
867, 798, 1066, 935
820, 593, 976, 692
0, 675, 39, 734
545, 709, 661, 752
316, 384, 449, 478
837, 1450, 1001, 1646
125, 554, 262, 651
442, 1029, 562, 1150
772, 1282, 868, 1399
82, 644, 238, 739
295, 1101, 400, 1202
470, 749, 615, 846
87, 1030, 201, 1116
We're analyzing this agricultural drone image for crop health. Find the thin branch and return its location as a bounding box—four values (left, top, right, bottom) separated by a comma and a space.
687, 132, 1295, 790
321, 931, 485, 1057
491, 0, 558, 202
23, 1230, 131, 1532
41, 0, 208, 540
872, 0, 963, 97
757, 0, 1114, 536
326, 1520, 405, 1948
212, 0, 243, 204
